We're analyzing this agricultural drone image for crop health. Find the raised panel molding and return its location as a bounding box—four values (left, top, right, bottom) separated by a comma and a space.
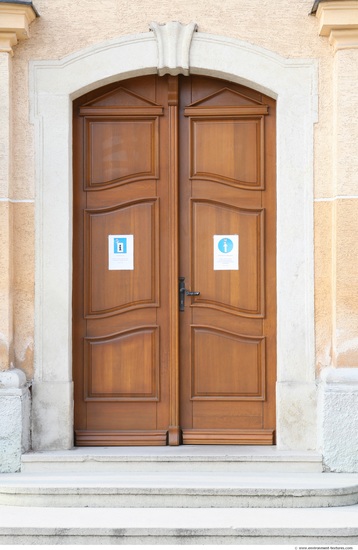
84, 327, 160, 401
182, 429, 274, 445
79, 85, 164, 114
191, 200, 265, 317
84, 199, 159, 317
75, 430, 167, 446
185, 86, 269, 109
190, 117, 265, 189
191, 326, 265, 401
85, 117, 159, 189
184, 87, 269, 117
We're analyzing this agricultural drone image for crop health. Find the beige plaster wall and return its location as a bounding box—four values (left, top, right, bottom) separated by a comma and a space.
314, 201, 333, 371
16, 0, 328, 61
0, 201, 13, 371
0, 50, 13, 372
334, 199, 358, 367
6, 0, 357, 380
12, 203, 34, 379
0, 199, 34, 376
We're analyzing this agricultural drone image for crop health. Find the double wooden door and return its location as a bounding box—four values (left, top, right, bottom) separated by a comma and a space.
73, 74, 276, 446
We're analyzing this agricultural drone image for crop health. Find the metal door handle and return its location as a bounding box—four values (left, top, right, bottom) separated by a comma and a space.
179, 277, 200, 311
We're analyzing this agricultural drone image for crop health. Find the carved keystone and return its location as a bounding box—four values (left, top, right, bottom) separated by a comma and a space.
150, 21, 198, 76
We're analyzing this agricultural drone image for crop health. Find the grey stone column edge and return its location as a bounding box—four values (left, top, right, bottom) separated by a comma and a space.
318, 367, 358, 472
0, 369, 31, 473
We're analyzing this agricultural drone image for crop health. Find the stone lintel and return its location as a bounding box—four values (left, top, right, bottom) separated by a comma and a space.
316, 1, 358, 50
0, 3, 37, 54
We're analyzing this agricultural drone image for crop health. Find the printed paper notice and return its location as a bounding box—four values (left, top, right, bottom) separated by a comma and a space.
213, 235, 239, 270
108, 235, 134, 270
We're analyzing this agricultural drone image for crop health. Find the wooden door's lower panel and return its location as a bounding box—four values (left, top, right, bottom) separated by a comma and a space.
182, 429, 275, 445
75, 430, 168, 446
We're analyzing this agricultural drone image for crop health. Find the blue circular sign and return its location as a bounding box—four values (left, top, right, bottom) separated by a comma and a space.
218, 238, 233, 254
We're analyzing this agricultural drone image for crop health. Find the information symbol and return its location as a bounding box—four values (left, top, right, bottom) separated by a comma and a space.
218, 238, 233, 254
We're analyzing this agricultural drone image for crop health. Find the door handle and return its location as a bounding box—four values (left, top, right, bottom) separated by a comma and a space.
179, 277, 200, 312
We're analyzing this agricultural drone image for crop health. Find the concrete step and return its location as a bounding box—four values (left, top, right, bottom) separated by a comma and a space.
1, 471, 358, 508
21, 445, 323, 473
0, 505, 357, 544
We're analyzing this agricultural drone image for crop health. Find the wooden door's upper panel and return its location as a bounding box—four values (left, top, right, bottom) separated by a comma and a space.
85, 118, 159, 189
79, 82, 163, 113
189, 117, 265, 189
185, 84, 267, 189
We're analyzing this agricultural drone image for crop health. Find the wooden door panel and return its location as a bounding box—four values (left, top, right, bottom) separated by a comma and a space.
76, 430, 167, 446
190, 118, 264, 188
85, 118, 159, 187
192, 308, 263, 337
84, 327, 159, 400
187, 82, 265, 107
80, 85, 160, 109
73, 75, 276, 446
73, 76, 172, 445
86, 181, 157, 209
191, 200, 264, 317
182, 429, 274, 445
191, 326, 265, 400
84, 200, 158, 316
192, 401, 263, 429
86, 402, 158, 430
179, 76, 276, 445
86, 309, 158, 337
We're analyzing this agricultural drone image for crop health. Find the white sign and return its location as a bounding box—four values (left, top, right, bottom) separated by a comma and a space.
108, 235, 134, 270
213, 235, 239, 270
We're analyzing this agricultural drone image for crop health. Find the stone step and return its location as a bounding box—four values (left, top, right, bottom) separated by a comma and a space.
0, 505, 357, 544
21, 445, 323, 473
1, 471, 358, 508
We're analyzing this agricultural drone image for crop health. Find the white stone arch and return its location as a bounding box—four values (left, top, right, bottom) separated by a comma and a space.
30, 25, 318, 451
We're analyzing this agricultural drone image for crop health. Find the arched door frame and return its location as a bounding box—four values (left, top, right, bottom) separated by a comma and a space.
30, 24, 318, 451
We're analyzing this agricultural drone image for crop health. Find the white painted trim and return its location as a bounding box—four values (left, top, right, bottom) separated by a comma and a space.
30, 28, 318, 451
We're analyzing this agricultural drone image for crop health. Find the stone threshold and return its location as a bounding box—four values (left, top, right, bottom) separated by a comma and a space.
22, 445, 323, 473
